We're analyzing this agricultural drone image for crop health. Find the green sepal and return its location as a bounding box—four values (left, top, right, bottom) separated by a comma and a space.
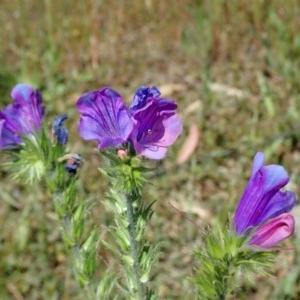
96, 271, 119, 300
98, 149, 151, 196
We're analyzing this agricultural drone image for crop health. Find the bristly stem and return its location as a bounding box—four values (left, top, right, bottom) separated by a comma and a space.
125, 193, 146, 300
49, 181, 98, 298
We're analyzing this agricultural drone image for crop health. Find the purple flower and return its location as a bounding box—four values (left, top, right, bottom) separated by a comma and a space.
131, 97, 182, 160
4, 84, 44, 134
76, 86, 182, 160
233, 152, 295, 248
77, 88, 133, 149
0, 84, 45, 149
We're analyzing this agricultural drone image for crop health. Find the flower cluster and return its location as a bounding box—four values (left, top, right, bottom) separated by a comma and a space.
234, 152, 295, 248
76, 86, 182, 159
0, 84, 44, 149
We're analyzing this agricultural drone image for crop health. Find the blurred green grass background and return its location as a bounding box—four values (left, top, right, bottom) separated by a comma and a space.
1, 0, 300, 299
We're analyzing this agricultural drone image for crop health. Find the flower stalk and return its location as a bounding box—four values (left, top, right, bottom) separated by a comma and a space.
101, 154, 157, 299
43, 139, 99, 292
125, 193, 146, 299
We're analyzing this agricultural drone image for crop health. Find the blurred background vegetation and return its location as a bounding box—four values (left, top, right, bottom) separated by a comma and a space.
1, 0, 300, 299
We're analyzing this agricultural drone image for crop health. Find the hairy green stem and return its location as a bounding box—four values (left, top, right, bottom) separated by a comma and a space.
52, 190, 96, 298
217, 261, 230, 300
125, 193, 146, 299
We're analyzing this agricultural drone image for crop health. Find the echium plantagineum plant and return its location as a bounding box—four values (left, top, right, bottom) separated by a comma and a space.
76, 86, 182, 299
0, 83, 183, 299
0, 83, 100, 296
194, 152, 296, 300
1, 83, 296, 300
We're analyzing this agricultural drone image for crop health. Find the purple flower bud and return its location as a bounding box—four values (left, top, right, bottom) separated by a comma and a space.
233, 152, 296, 248
58, 153, 84, 174
0, 84, 45, 150
52, 114, 68, 145
77, 87, 133, 149
65, 154, 83, 174
248, 213, 295, 248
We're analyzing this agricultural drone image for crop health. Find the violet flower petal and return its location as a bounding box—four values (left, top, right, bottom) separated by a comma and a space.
250, 151, 265, 177
77, 87, 133, 149
129, 86, 161, 114
255, 190, 295, 224
3, 104, 31, 134
248, 213, 295, 248
234, 152, 290, 235
0, 117, 22, 149
11, 84, 35, 104
131, 98, 182, 160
